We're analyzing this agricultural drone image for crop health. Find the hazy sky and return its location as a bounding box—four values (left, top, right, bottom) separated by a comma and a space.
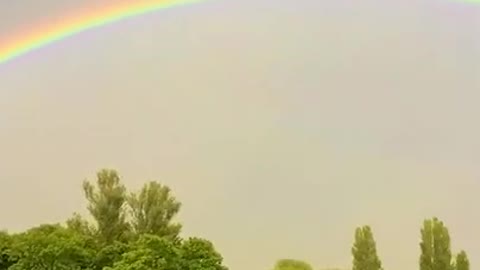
0, 1, 479, 270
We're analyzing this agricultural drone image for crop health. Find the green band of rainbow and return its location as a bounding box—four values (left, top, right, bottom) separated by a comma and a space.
0, 0, 477, 65
0, 0, 203, 65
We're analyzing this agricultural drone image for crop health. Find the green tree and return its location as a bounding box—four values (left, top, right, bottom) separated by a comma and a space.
128, 181, 182, 240
83, 169, 130, 244
352, 226, 383, 270
92, 241, 129, 270
420, 219, 434, 270
9, 224, 94, 270
106, 234, 180, 270
273, 259, 313, 270
0, 231, 16, 270
66, 212, 95, 237
420, 217, 453, 270
66, 212, 129, 270
1, 169, 231, 270
454, 251, 469, 270
179, 237, 228, 270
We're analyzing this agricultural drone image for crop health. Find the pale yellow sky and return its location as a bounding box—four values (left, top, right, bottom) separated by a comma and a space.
0, 1, 479, 270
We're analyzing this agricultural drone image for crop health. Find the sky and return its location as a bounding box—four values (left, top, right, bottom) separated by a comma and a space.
0, 0, 479, 269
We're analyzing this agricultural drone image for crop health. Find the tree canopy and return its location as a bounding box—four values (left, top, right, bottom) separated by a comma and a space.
128, 181, 182, 241
273, 259, 313, 270
0, 169, 471, 270
351, 226, 382, 270
0, 169, 228, 270
454, 251, 469, 270
420, 217, 453, 270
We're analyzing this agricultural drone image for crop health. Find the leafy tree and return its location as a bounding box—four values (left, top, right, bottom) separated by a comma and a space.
420, 219, 434, 270
179, 237, 228, 270
420, 217, 453, 270
273, 259, 313, 270
0, 231, 16, 270
83, 169, 130, 244
105, 234, 180, 270
9, 224, 94, 270
66, 212, 95, 237
352, 226, 383, 270
0, 169, 230, 270
454, 251, 469, 270
92, 241, 129, 270
106, 235, 228, 270
128, 181, 182, 240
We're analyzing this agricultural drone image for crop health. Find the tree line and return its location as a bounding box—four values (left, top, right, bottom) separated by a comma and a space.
272, 219, 470, 270
0, 169, 472, 270
0, 169, 227, 270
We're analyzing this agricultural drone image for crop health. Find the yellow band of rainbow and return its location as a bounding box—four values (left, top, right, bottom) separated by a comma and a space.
0, 0, 203, 65
0, 0, 477, 65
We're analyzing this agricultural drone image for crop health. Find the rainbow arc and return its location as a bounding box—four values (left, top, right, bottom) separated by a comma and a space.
0, 0, 477, 65
0, 0, 202, 64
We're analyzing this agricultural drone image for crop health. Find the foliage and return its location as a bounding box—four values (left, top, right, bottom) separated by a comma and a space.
92, 241, 129, 270
66, 213, 95, 238
454, 251, 469, 270
351, 226, 382, 270
420, 219, 434, 270
273, 259, 313, 270
0, 169, 471, 270
8, 224, 94, 270
105, 234, 180, 270
128, 181, 182, 240
0, 169, 229, 270
420, 217, 453, 270
179, 237, 228, 270
0, 231, 16, 270
83, 169, 130, 244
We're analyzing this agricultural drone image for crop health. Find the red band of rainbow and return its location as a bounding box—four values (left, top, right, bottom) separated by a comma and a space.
0, 0, 203, 65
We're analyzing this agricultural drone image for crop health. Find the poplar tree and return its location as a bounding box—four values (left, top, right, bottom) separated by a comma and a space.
454, 251, 469, 270
352, 226, 383, 270
419, 217, 453, 270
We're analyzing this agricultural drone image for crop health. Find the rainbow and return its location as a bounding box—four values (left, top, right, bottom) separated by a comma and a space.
0, 0, 477, 65
0, 0, 204, 65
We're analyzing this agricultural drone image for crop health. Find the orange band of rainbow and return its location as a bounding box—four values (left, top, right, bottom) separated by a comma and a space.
0, 0, 203, 65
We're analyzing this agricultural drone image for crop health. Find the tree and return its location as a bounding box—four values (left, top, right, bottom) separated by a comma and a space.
420, 219, 434, 270
128, 181, 182, 240
8, 224, 94, 270
83, 169, 130, 244
106, 235, 229, 270
1, 169, 230, 270
179, 237, 228, 270
92, 241, 129, 270
454, 251, 469, 270
66, 212, 95, 237
105, 234, 180, 270
273, 259, 313, 270
352, 226, 383, 270
0, 231, 16, 270
420, 217, 453, 270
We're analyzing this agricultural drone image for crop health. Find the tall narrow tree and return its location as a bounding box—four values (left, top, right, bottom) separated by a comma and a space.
433, 219, 452, 270
454, 251, 469, 270
83, 169, 130, 244
419, 217, 453, 270
420, 219, 434, 270
352, 226, 383, 270
128, 181, 182, 240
